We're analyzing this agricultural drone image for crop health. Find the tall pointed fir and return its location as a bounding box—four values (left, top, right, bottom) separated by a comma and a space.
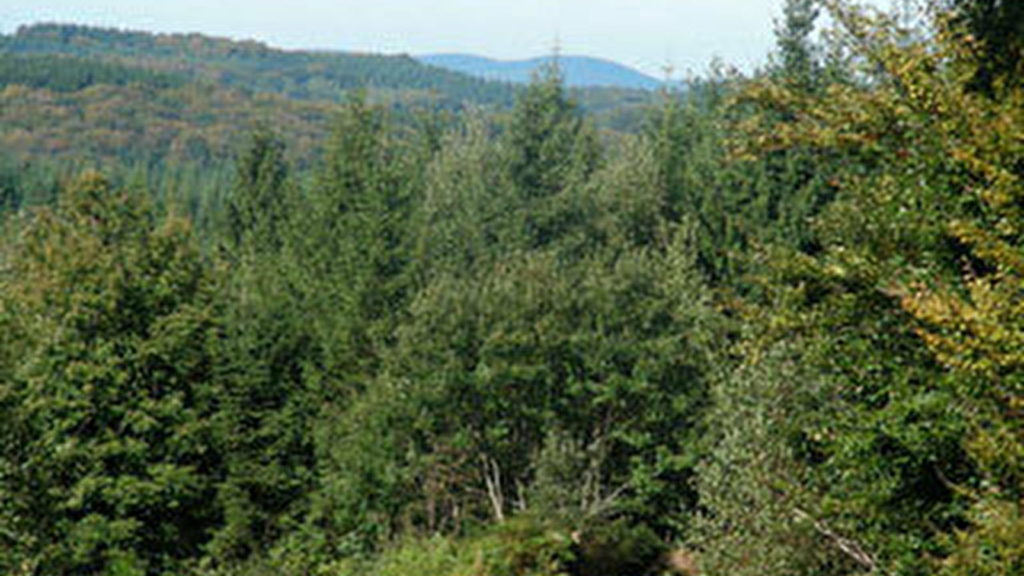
209, 129, 318, 564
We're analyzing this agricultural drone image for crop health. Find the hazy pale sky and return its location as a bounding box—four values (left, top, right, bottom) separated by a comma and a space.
1, 1, 829, 77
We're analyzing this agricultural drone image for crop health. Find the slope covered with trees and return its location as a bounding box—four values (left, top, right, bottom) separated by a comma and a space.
0, 25, 663, 228
0, 1, 1021, 575
2, 24, 515, 107
1, 24, 661, 128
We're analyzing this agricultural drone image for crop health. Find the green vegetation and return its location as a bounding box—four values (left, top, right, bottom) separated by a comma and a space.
3, 23, 514, 107
0, 53, 186, 92
1, 1, 1021, 575
1, 24, 661, 136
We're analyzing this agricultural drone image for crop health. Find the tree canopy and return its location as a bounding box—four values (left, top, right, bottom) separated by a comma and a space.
1, 2, 1021, 575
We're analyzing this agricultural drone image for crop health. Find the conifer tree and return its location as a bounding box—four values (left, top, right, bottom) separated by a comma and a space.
226, 127, 290, 252
0, 173, 222, 576
501, 66, 601, 250
296, 93, 414, 383
774, 0, 821, 90
208, 129, 317, 564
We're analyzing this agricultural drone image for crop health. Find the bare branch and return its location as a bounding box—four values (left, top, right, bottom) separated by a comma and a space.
481, 454, 505, 523
793, 507, 886, 574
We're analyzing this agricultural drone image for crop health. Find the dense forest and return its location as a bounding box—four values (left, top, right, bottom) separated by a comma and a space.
0, 23, 659, 153
0, 24, 657, 234
0, 1, 1021, 575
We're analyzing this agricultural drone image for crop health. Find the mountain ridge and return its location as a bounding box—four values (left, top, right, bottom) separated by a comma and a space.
419, 53, 667, 90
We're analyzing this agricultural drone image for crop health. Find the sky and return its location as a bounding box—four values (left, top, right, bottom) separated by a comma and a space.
1, 0, 859, 77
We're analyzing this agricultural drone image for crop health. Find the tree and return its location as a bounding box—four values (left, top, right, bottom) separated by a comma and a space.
695, 1, 1024, 573
0, 173, 223, 576
226, 128, 290, 252
332, 223, 720, 544
501, 66, 602, 250
692, 344, 867, 576
774, 0, 821, 90
295, 94, 416, 383
207, 130, 318, 565
412, 112, 509, 279
949, 0, 1024, 95
0, 157, 24, 214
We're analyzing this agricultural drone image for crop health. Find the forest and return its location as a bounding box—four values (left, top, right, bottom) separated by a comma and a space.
0, 1, 1021, 575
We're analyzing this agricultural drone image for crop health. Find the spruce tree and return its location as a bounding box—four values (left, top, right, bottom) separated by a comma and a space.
208, 129, 317, 564
0, 173, 223, 576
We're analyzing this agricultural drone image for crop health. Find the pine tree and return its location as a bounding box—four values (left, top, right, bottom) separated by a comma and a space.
297, 93, 414, 382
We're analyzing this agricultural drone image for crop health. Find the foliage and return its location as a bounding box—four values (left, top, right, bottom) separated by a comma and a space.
2, 3, 1021, 575
0, 53, 185, 92
4, 23, 515, 108
690, 1, 1024, 575
0, 173, 223, 575
947, 0, 1024, 95
332, 516, 576, 576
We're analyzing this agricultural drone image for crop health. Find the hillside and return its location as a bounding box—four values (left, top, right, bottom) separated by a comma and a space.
0, 26, 669, 170
0, 25, 665, 219
2, 24, 666, 109
2, 23, 517, 108
0, 53, 337, 167
0, 23, 677, 247
419, 53, 666, 90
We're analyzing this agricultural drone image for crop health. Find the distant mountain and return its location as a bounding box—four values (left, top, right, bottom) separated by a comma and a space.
418, 54, 665, 90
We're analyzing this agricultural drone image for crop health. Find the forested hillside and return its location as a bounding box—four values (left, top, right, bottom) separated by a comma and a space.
1, 24, 659, 128
0, 1, 1021, 576
2, 24, 515, 106
0, 25, 658, 224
